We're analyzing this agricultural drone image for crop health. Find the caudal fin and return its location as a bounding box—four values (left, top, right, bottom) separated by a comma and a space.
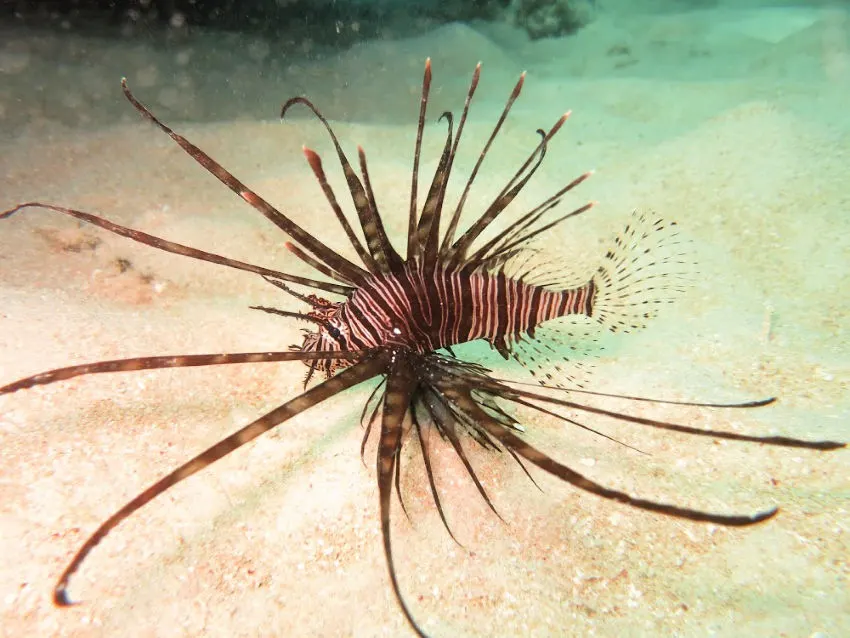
592, 210, 693, 333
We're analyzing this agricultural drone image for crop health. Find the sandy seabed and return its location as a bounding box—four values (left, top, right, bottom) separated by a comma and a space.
0, 1, 848, 636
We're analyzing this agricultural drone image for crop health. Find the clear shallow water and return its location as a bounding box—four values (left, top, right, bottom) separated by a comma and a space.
1, 1, 847, 635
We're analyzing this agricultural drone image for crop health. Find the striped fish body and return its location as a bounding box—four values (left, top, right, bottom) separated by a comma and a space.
331, 261, 596, 356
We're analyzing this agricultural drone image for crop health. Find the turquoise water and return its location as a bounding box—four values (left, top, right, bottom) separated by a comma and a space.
0, 1, 847, 636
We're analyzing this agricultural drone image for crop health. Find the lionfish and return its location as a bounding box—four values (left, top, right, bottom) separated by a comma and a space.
1, 60, 843, 636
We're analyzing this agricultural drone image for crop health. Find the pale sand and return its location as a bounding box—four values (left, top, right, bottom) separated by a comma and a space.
0, 3, 848, 637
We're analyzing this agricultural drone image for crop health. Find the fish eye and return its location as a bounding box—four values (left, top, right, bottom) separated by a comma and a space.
325, 323, 345, 345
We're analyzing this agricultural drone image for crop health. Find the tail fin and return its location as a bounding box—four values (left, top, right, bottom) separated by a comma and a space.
592, 210, 693, 333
